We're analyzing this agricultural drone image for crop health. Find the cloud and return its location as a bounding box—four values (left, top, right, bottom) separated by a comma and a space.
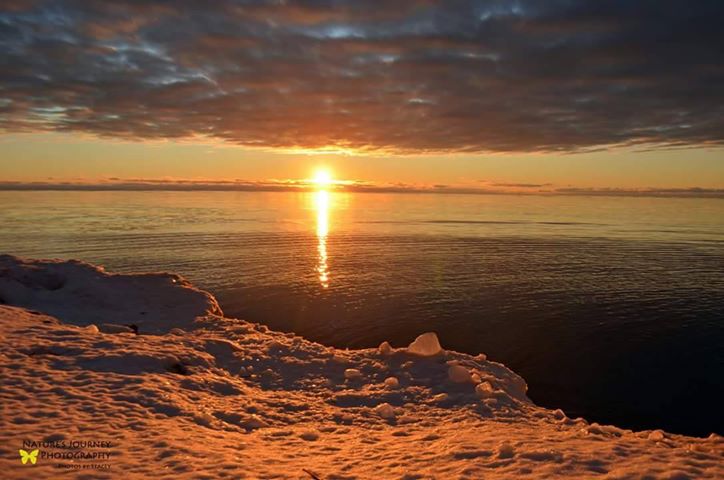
490, 182, 552, 188
553, 186, 724, 198
0, 1, 722, 153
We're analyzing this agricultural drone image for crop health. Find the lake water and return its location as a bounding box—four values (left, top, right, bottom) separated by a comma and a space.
1, 190, 722, 436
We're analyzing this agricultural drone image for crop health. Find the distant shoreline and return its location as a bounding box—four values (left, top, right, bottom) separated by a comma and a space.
1, 183, 723, 199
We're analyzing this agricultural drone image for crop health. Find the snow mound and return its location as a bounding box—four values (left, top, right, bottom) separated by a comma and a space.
0, 254, 222, 333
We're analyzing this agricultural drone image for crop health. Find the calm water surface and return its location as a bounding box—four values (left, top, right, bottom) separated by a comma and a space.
1, 190, 723, 436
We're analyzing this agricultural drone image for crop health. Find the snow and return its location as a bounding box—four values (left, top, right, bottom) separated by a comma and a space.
0, 254, 722, 479
497, 441, 516, 459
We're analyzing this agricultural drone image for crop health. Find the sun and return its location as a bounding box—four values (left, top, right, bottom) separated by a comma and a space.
312, 169, 333, 188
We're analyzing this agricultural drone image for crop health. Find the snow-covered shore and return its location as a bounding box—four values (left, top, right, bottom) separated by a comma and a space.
0, 255, 721, 479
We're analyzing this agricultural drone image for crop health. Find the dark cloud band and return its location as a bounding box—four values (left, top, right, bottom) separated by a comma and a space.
1, 0, 722, 152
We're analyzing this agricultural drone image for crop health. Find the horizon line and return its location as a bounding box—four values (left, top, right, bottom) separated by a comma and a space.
1, 181, 723, 199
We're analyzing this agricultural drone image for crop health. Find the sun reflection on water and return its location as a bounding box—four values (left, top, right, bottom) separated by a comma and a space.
315, 189, 330, 288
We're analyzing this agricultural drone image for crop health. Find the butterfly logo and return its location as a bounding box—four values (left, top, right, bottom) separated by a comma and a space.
19, 449, 39, 465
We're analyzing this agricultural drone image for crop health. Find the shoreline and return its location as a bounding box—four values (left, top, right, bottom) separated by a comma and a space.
0, 254, 722, 478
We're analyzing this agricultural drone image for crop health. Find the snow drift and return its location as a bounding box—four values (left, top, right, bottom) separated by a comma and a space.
0, 255, 721, 479
0, 255, 221, 333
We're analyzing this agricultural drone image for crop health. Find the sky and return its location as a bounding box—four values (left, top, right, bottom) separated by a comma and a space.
1, 1, 723, 193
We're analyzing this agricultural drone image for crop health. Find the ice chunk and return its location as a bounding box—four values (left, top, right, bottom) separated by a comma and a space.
374, 403, 396, 419
448, 365, 473, 383
475, 381, 494, 397
84, 324, 99, 334
406, 332, 442, 357
99, 323, 134, 334
344, 368, 363, 380
378, 341, 393, 356
383, 377, 399, 388
432, 393, 449, 403
648, 430, 665, 441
